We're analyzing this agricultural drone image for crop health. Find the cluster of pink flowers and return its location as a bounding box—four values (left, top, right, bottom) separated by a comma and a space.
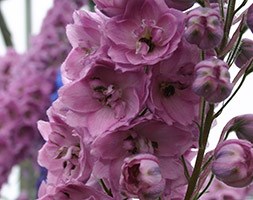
37, 0, 253, 199
0, 0, 86, 189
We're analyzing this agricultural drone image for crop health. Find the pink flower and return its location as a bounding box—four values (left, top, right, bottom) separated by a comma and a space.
59, 58, 149, 137
93, 0, 128, 17
212, 139, 253, 188
63, 9, 107, 82
120, 154, 166, 200
38, 181, 113, 199
37, 119, 93, 185
0, 49, 20, 90
91, 120, 195, 198
202, 177, 250, 200
148, 43, 200, 125
0, 135, 15, 188
104, 0, 185, 66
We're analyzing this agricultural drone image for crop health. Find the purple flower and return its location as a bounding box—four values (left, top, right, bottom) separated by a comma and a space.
202, 177, 250, 200
235, 38, 253, 68
192, 58, 233, 103
185, 7, 223, 49
104, 0, 185, 66
148, 43, 200, 125
37, 119, 93, 185
93, 0, 128, 17
63, 9, 107, 82
212, 139, 253, 188
0, 49, 20, 90
59, 58, 149, 137
38, 181, 112, 199
201, 178, 249, 200
164, 0, 195, 11
247, 3, 253, 33
0, 135, 15, 188
91, 120, 195, 198
120, 154, 166, 199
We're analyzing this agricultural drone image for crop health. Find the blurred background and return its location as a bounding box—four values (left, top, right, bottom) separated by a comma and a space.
0, 1, 52, 199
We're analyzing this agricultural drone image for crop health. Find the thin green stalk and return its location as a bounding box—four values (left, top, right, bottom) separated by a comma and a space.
184, 104, 214, 200
226, 31, 243, 66
201, 156, 213, 172
218, 0, 225, 21
181, 155, 191, 182
227, 24, 247, 66
196, 174, 214, 199
200, 98, 206, 134
20, 160, 38, 200
25, 0, 32, 48
99, 179, 113, 197
219, 0, 236, 55
234, 0, 248, 16
0, 9, 12, 47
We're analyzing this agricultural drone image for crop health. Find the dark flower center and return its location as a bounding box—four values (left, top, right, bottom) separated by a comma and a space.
139, 37, 155, 53
91, 78, 122, 107
159, 82, 176, 97
128, 164, 140, 186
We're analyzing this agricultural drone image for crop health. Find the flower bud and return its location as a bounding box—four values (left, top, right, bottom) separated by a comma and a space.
192, 58, 233, 103
230, 114, 253, 143
164, 0, 195, 11
212, 139, 253, 188
209, 0, 227, 3
235, 39, 253, 68
247, 3, 253, 33
185, 7, 223, 49
120, 154, 165, 200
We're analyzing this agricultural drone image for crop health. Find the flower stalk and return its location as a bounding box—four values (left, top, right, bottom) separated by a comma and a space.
184, 104, 214, 200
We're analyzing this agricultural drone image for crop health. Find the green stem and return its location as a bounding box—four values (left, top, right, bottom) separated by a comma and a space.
227, 24, 248, 66
181, 155, 191, 182
196, 174, 214, 199
200, 98, 206, 134
226, 31, 243, 66
0, 9, 12, 47
99, 179, 113, 197
25, 0, 32, 48
234, 0, 248, 16
219, 0, 236, 55
184, 104, 214, 200
218, 0, 225, 21
201, 156, 213, 172
20, 160, 38, 200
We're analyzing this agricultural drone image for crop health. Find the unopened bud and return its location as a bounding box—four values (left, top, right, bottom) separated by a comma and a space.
164, 0, 195, 11
192, 58, 233, 103
120, 154, 165, 200
185, 7, 223, 49
212, 139, 253, 188
247, 3, 253, 33
235, 39, 253, 68
230, 114, 253, 143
